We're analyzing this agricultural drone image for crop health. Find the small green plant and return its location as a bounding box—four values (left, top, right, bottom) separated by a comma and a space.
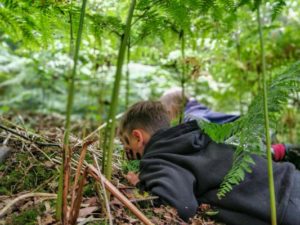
0, 152, 57, 195
10, 204, 45, 225
122, 160, 140, 174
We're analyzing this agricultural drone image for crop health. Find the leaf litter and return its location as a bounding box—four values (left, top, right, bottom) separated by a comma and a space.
0, 112, 220, 224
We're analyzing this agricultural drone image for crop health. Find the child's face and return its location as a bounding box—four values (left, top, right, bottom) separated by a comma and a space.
121, 130, 146, 160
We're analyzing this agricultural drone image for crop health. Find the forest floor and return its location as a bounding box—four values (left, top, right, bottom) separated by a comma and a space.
0, 112, 221, 225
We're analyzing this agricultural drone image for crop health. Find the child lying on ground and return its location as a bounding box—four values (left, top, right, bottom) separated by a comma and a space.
160, 87, 239, 124
160, 88, 300, 163
118, 100, 300, 225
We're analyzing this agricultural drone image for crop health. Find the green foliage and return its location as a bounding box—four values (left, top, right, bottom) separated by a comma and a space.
271, 0, 286, 21
122, 160, 140, 173
0, 151, 58, 195
11, 209, 39, 225
83, 182, 96, 196
0, 1, 68, 48
88, 14, 124, 37
9, 204, 45, 225
200, 61, 300, 198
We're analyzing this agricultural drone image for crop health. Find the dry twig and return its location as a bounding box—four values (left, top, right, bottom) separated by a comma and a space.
87, 165, 154, 225
82, 113, 123, 142
93, 154, 113, 225
0, 193, 57, 218
0, 124, 60, 147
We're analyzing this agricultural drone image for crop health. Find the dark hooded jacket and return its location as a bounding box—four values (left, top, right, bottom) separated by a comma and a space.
139, 121, 296, 225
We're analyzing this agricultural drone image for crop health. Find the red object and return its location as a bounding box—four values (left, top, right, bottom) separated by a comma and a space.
272, 144, 286, 161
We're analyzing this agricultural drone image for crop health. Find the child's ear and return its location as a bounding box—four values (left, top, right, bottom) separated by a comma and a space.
132, 129, 143, 142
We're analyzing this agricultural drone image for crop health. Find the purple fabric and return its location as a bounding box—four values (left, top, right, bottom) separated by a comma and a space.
184, 99, 240, 124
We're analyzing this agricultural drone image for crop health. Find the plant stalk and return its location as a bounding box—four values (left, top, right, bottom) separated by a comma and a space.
180, 29, 186, 124
257, 5, 277, 225
126, 39, 131, 109
102, 0, 136, 180
56, 0, 88, 222
56, 3, 75, 221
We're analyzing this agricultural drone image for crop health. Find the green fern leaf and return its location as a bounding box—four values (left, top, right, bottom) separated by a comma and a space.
200, 61, 300, 198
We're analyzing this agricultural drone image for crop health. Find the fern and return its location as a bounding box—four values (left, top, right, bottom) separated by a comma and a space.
200, 61, 300, 198
0, 8, 22, 39
270, 0, 286, 21
88, 14, 124, 38
0, 1, 86, 49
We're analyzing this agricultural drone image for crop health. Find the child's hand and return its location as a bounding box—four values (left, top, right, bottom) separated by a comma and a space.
125, 171, 140, 186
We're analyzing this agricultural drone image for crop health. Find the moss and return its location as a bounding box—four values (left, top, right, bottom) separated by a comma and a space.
0, 152, 58, 194
0, 186, 10, 195
10, 208, 39, 225
83, 181, 95, 196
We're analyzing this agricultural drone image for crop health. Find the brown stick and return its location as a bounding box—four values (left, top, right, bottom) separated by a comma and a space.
87, 165, 154, 225
70, 141, 93, 211
69, 168, 88, 225
0, 124, 60, 147
0, 193, 57, 218
92, 154, 113, 225
62, 145, 72, 224
82, 113, 123, 142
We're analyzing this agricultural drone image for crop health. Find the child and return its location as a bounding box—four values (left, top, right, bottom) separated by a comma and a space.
160, 88, 300, 163
160, 87, 240, 124
118, 100, 300, 225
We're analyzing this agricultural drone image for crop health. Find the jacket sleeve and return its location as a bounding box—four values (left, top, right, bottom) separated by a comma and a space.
139, 159, 199, 221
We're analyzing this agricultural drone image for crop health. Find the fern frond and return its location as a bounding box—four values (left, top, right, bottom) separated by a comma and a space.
0, 8, 21, 38
271, 0, 286, 21
88, 14, 124, 37
200, 61, 300, 198
0, 1, 85, 48
160, 0, 191, 30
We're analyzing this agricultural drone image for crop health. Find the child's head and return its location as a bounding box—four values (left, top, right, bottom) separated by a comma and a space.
160, 87, 189, 121
119, 101, 170, 159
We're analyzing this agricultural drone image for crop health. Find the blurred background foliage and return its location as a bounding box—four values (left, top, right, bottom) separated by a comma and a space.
0, 0, 299, 142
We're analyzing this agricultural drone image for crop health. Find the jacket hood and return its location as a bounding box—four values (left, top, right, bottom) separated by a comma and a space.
143, 120, 211, 158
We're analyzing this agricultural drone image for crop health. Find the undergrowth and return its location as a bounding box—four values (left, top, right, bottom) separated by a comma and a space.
0, 151, 58, 195
6, 204, 45, 225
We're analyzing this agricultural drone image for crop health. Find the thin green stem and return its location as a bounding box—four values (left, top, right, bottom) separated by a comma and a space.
235, 28, 244, 115
126, 39, 131, 109
257, 5, 277, 225
64, 0, 87, 145
69, 9, 75, 58
103, 0, 136, 180
56, 0, 87, 222
180, 29, 186, 124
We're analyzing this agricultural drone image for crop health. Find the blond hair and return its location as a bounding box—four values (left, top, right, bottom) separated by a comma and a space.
160, 88, 189, 120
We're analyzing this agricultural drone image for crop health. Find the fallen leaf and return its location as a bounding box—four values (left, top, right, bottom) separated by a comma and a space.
41, 214, 55, 225
44, 161, 54, 168
83, 196, 97, 206
78, 206, 99, 218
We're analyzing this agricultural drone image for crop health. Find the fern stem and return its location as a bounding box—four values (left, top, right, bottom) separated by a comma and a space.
102, 0, 136, 180
235, 29, 244, 115
257, 5, 277, 225
180, 29, 186, 124
56, 2, 75, 221
56, 0, 88, 222
125, 38, 131, 109
69, 9, 74, 58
